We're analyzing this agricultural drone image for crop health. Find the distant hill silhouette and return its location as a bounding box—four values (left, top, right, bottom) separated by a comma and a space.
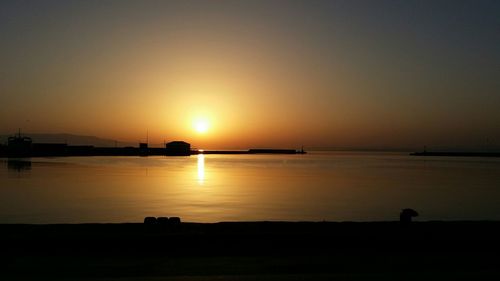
0, 133, 135, 147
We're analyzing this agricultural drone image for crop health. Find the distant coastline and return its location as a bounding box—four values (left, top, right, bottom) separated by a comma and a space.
0, 132, 306, 157
410, 151, 500, 157
0, 146, 307, 158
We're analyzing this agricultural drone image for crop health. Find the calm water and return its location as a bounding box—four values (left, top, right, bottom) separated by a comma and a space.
1, 152, 500, 223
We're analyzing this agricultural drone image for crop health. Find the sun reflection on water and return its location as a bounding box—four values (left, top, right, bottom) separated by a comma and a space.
197, 154, 205, 185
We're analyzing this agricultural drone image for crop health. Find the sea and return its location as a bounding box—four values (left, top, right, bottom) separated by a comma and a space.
1, 151, 500, 223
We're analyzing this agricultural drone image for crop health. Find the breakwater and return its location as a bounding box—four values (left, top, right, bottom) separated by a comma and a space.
0, 145, 306, 157
410, 151, 500, 157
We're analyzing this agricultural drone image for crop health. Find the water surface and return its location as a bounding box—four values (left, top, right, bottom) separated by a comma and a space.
2, 152, 500, 223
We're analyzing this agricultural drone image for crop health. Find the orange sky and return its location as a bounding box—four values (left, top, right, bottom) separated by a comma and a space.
1, 1, 499, 150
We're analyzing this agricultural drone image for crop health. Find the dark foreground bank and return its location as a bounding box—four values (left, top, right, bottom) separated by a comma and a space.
2, 221, 500, 280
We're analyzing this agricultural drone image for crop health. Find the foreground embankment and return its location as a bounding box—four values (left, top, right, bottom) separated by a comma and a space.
2, 221, 500, 280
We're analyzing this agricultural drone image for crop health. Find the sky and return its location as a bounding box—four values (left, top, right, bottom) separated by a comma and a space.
0, 0, 499, 150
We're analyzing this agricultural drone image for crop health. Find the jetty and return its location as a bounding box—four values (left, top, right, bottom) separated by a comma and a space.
410, 151, 500, 157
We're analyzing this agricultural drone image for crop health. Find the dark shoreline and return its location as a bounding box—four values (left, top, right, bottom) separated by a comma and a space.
0, 148, 306, 158
3, 221, 500, 280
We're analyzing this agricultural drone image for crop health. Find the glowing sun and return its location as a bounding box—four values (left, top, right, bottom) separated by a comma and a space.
194, 119, 209, 133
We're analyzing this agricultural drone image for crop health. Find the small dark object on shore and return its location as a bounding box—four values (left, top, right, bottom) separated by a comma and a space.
144, 217, 157, 224
400, 209, 419, 223
169, 217, 181, 224
157, 217, 169, 225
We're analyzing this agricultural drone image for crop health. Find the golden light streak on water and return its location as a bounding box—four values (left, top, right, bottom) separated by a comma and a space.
197, 154, 205, 185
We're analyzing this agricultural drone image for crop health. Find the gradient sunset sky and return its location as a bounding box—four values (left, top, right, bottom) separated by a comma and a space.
1, 0, 499, 149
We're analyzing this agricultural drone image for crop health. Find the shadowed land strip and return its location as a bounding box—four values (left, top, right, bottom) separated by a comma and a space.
2, 221, 500, 280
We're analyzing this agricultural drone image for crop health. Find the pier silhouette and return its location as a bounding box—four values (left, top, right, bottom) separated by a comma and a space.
1, 132, 306, 157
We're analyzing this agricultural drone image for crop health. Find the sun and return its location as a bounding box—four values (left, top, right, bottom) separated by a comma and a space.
194, 119, 209, 133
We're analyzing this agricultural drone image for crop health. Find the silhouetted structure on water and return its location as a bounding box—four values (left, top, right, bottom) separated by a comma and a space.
249, 148, 299, 154
139, 142, 148, 156
1, 131, 306, 157
166, 141, 191, 156
7, 130, 32, 157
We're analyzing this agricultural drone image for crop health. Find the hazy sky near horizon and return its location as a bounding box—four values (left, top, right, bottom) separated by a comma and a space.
1, 0, 499, 149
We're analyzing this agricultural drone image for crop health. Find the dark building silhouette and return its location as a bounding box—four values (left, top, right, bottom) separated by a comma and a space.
166, 141, 191, 156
